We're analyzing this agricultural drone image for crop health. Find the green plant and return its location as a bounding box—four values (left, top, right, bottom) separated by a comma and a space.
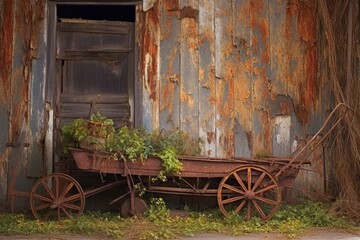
62, 114, 203, 180
61, 113, 115, 152
61, 118, 88, 152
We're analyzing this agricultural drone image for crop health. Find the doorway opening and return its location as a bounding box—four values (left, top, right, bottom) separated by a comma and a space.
57, 4, 135, 22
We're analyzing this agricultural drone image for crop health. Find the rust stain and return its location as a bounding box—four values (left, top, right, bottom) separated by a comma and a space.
304, 47, 317, 110
297, 1, 316, 46
164, 0, 179, 11
143, 1, 160, 101
160, 0, 179, 41
285, 1, 299, 40
284, 0, 317, 123
295, 103, 309, 125
180, 6, 198, 20
298, 0, 317, 111
206, 131, 216, 145
183, 18, 198, 50
0, 0, 14, 102
280, 98, 290, 115
30, 0, 46, 58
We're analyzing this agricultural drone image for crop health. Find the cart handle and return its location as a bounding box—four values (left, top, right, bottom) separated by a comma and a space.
275, 103, 354, 178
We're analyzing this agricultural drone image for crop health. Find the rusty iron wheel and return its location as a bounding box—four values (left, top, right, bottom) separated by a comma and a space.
120, 196, 148, 218
217, 166, 281, 221
30, 173, 85, 221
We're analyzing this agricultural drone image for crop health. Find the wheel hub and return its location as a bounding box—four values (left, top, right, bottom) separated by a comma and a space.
244, 190, 255, 200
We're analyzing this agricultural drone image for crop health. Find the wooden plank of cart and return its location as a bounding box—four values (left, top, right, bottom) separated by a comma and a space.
28, 103, 353, 221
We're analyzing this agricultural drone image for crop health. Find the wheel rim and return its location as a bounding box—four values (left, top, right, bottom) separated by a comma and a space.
120, 196, 148, 218
217, 166, 281, 221
30, 173, 85, 221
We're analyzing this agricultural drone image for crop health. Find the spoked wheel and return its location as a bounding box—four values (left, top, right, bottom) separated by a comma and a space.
217, 166, 281, 221
120, 196, 148, 218
30, 173, 85, 221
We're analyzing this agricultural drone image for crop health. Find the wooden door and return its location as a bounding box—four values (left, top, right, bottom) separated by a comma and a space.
54, 19, 135, 173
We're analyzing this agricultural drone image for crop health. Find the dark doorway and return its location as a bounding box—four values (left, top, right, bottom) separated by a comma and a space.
57, 4, 135, 22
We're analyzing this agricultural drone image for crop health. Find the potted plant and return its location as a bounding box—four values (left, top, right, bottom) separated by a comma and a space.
61, 112, 115, 152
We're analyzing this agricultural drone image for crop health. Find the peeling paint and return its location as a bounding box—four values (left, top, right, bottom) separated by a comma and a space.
142, 2, 159, 102
180, 5, 198, 20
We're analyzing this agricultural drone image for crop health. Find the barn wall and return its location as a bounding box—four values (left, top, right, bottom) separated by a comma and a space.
140, 0, 329, 158
139, 0, 330, 198
0, 0, 333, 210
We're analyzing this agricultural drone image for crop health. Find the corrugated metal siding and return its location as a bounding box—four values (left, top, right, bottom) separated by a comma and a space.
141, 0, 326, 159
0, 0, 47, 208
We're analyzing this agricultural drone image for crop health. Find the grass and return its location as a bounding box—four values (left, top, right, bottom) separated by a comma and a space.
0, 200, 359, 240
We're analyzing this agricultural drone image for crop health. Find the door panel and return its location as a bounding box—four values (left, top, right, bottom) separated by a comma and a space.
54, 19, 134, 174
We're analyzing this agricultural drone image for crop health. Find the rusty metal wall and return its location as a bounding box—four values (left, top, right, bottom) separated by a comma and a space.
0, 0, 47, 209
139, 0, 330, 197
0, 0, 333, 209
140, 0, 328, 158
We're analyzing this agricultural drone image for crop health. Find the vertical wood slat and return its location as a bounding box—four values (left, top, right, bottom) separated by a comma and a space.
199, 0, 216, 156
269, 0, 293, 157
250, 0, 272, 155
142, 1, 160, 130
286, 1, 305, 115
0, 0, 14, 203
180, 0, 199, 136
233, 0, 252, 157
215, 0, 234, 157
159, 0, 180, 131
269, 0, 288, 93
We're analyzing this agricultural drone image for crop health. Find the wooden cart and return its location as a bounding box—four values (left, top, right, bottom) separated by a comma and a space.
28, 103, 352, 221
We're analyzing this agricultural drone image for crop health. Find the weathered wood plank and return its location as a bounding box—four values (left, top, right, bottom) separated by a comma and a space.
233, 0, 252, 158
159, 0, 180, 131
214, 0, 234, 157
250, 0, 272, 156
199, 0, 216, 156
0, 0, 13, 204
141, 1, 160, 130
269, 0, 291, 157
180, 0, 199, 137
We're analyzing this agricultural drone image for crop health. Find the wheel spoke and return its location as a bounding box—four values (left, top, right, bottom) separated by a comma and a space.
252, 172, 266, 191
44, 209, 53, 221
221, 195, 244, 205
59, 182, 74, 199
60, 206, 73, 219
255, 195, 278, 205
247, 168, 251, 190
234, 199, 246, 214
40, 179, 56, 200
63, 193, 81, 203
57, 208, 61, 221
233, 172, 247, 191
255, 184, 276, 195
222, 183, 245, 194
252, 200, 266, 219
33, 194, 52, 203
246, 201, 251, 221
35, 203, 51, 211
54, 176, 60, 197
63, 202, 82, 211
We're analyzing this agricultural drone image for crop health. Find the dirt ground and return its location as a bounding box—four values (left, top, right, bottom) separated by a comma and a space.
0, 228, 360, 240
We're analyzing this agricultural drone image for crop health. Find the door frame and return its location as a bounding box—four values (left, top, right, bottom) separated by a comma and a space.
45, 0, 142, 176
